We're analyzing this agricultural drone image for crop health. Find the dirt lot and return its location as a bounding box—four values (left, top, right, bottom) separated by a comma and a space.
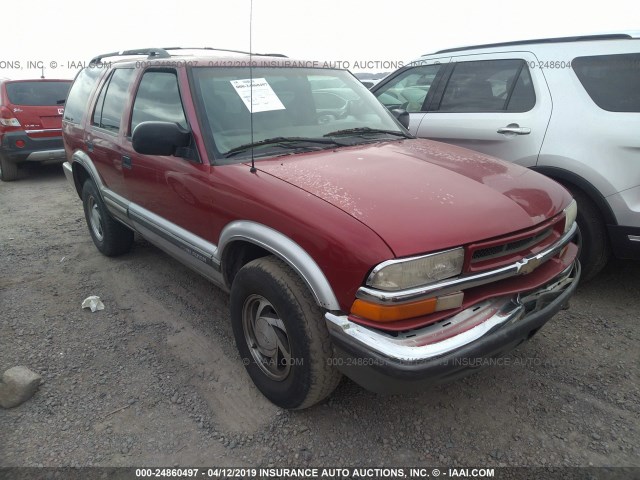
1, 166, 639, 470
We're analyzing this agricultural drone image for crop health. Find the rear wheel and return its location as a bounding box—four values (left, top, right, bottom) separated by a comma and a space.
568, 187, 610, 281
81, 180, 134, 256
230, 256, 341, 409
0, 154, 18, 181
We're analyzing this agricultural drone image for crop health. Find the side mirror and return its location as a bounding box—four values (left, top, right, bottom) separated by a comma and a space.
132, 121, 191, 156
390, 108, 410, 129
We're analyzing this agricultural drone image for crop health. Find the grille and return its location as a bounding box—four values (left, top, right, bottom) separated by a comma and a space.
472, 228, 552, 262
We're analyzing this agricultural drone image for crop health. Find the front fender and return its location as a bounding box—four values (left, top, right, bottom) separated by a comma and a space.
217, 220, 340, 311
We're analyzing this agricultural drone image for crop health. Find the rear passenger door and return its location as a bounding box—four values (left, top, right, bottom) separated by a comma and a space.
86, 68, 136, 194
416, 52, 552, 167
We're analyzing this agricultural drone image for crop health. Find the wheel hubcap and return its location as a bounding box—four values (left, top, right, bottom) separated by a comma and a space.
88, 196, 104, 241
242, 294, 292, 381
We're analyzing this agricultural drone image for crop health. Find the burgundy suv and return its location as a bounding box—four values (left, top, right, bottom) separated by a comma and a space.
62, 48, 580, 409
0, 78, 71, 181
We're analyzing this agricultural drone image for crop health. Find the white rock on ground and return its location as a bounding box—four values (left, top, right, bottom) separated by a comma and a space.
0, 366, 42, 408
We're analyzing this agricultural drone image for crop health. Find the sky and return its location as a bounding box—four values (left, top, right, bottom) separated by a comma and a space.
1, 0, 637, 80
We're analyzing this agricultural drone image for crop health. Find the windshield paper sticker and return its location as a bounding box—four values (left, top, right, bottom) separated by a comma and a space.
230, 78, 286, 113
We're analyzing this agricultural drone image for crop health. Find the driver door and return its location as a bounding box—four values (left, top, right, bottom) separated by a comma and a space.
120, 69, 215, 241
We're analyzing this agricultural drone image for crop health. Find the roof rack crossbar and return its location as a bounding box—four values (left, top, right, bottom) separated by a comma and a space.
428, 34, 633, 56
89, 47, 287, 64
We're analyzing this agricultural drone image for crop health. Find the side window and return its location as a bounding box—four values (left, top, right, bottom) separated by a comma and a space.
437, 60, 535, 113
374, 64, 442, 112
91, 68, 135, 132
63, 67, 102, 124
573, 53, 640, 112
130, 71, 187, 134
91, 81, 108, 127
506, 66, 535, 112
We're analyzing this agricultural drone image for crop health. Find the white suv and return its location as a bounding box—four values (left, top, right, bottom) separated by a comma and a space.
372, 34, 640, 280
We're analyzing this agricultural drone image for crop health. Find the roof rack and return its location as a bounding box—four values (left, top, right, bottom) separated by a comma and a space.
90, 47, 287, 64
90, 48, 170, 64
429, 33, 633, 55
163, 47, 287, 58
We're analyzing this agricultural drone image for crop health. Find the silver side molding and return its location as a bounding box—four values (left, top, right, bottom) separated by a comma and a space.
128, 202, 221, 270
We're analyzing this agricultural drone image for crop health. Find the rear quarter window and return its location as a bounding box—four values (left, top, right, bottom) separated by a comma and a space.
64, 68, 103, 124
573, 53, 640, 112
6, 81, 70, 106
92, 68, 135, 132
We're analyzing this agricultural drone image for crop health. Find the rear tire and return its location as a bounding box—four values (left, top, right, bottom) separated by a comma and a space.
568, 187, 610, 281
230, 256, 341, 409
0, 154, 18, 181
81, 180, 134, 256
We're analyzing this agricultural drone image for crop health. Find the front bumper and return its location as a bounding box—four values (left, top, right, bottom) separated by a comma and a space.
1, 131, 66, 164
325, 260, 580, 394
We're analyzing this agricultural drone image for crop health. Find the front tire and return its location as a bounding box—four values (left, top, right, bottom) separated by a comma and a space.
569, 187, 610, 281
81, 180, 134, 256
230, 256, 341, 409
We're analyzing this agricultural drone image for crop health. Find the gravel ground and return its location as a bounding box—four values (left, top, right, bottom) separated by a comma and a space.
1, 166, 639, 470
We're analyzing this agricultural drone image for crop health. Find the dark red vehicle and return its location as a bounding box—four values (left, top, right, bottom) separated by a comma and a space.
0, 78, 71, 181
62, 48, 580, 409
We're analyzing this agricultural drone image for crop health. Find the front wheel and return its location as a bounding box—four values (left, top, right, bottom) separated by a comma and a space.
230, 256, 341, 409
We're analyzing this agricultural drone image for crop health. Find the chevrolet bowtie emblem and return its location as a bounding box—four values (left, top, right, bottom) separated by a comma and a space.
519, 256, 542, 275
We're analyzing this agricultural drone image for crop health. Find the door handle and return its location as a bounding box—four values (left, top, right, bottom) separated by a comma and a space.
497, 124, 531, 135
122, 155, 132, 169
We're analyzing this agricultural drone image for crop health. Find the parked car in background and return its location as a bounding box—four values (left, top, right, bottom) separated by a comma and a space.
0, 78, 72, 181
371, 34, 640, 280
62, 48, 579, 409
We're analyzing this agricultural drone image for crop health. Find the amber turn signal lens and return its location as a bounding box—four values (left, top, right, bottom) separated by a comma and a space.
350, 298, 437, 322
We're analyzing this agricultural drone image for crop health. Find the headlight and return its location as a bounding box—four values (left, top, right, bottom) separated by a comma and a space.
367, 247, 464, 291
563, 199, 577, 234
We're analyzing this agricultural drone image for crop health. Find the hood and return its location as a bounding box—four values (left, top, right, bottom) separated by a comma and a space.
255, 139, 571, 257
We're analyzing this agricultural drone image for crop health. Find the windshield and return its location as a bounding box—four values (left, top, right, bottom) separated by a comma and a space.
190, 67, 408, 163
5, 81, 70, 106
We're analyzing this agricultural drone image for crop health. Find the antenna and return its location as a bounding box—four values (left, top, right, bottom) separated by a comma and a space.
249, 0, 256, 173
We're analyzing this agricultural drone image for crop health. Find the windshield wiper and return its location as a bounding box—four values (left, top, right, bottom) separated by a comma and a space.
323, 127, 413, 139
224, 136, 346, 158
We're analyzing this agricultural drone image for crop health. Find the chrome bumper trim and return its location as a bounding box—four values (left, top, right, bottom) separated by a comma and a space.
327, 261, 578, 363
25, 149, 66, 162
357, 222, 578, 305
